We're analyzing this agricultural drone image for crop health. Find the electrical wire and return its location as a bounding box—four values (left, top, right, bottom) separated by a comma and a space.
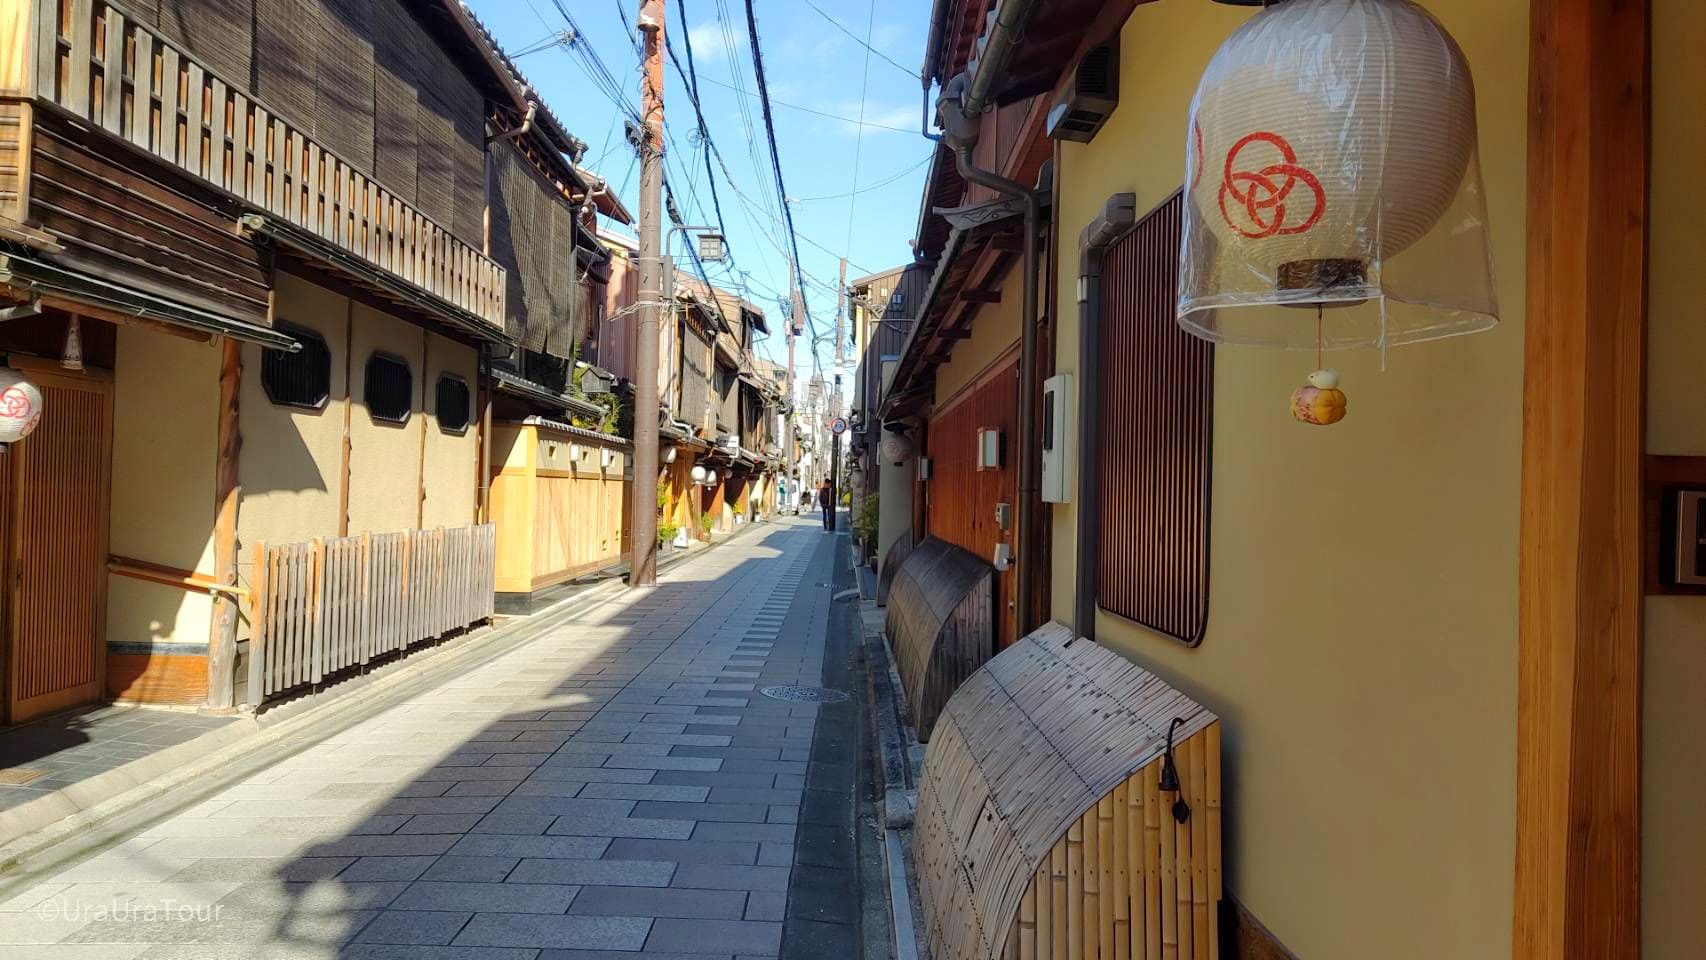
797, 0, 921, 81
690, 74, 918, 134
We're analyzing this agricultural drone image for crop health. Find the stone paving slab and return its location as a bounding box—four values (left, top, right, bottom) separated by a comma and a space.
0, 520, 838, 958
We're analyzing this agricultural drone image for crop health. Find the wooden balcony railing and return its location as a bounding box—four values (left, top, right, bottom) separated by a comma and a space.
33, 0, 506, 329
245, 524, 496, 705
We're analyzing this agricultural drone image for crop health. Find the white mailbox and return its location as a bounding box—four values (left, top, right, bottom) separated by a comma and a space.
1041, 373, 1074, 503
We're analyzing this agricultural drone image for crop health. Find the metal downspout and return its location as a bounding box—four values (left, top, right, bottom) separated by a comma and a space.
963, 0, 1039, 117
1073, 194, 1137, 642
952, 144, 1043, 638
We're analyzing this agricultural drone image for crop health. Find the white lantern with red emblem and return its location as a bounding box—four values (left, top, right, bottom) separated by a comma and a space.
0, 368, 42, 446
1178, 0, 1498, 351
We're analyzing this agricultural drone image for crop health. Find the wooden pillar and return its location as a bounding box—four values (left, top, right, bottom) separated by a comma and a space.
207, 337, 242, 710
1515, 1, 1648, 958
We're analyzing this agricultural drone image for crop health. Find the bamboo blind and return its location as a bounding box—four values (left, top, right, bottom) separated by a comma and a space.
245, 523, 495, 704
490, 143, 580, 359
36, 0, 506, 329
914, 621, 1221, 960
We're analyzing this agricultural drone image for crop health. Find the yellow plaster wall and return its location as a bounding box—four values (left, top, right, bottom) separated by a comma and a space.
1047, 2, 1526, 957
421, 331, 479, 530
347, 302, 424, 535
237, 272, 347, 552
106, 327, 219, 646
932, 262, 1021, 408
1642, 1, 1706, 953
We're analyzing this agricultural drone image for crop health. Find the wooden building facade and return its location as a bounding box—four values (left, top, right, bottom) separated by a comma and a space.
0, 0, 624, 720
882, 1, 1705, 959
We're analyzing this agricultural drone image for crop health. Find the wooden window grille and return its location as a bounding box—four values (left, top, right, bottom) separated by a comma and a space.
1096, 191, 1214, 644
435, 375, 471, 434
261, 323, 331, 409
364, 352, 412, 424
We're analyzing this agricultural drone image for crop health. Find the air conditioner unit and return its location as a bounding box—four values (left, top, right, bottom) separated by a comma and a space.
1047, 43, 1119, 143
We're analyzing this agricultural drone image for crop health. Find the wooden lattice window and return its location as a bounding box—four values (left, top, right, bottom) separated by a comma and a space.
261, 323, 331, 409
435, 375, 471, 434
1096, 192, 1214, 644
364, 353, 413, 424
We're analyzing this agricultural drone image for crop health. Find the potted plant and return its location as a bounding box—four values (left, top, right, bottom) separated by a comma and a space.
853, 492, 880, 565
699, 511, 715, 540
657, 521, 680, 552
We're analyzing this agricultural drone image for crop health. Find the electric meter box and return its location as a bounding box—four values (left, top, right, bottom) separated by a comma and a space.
1041, 374, 1074, 503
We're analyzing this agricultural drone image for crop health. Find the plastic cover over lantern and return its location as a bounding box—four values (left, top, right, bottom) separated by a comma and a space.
1178, 0, 1498, 349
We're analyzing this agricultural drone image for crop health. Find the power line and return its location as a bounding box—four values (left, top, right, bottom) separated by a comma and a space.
798, 0, 921, 81
691, 74, 917, 134
666, 3, 730, 242
790, 152, 932, 202
742, 0, 814, 336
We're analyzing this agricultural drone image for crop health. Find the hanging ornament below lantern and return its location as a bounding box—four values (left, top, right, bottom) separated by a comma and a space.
1290, 369, 1346, 426
0, 368, 43, 445
1178, 0, 1499, 350
61, 316, 84, 371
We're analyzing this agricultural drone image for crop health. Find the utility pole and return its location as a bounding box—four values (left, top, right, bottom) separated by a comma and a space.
835, 257, 846, 368
787, 266, 803, 484
630, 0, 665, 587
829, 373, 842, 532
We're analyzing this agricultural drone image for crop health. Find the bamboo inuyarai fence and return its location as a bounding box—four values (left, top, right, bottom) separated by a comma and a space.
914, 621, 1222, 960
245, 524, 495, 704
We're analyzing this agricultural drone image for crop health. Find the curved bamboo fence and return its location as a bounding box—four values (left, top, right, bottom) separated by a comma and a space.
884, 536, 996, 741
877, 527, 915, 605
914, 621, 1222, 960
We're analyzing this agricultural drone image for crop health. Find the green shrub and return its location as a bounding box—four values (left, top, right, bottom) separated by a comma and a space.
853, 493, 880, 544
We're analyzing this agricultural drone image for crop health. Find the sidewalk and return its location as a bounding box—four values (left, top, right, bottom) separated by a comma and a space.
0, 521, 780, 861
0, 517, 864, 959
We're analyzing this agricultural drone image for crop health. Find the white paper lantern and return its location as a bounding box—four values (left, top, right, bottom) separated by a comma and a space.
879, 432, 913, 465
0, 369, 43, 445
1179, 0, 1498, 349
706, 470, 719, 486
691, 464, 708, 484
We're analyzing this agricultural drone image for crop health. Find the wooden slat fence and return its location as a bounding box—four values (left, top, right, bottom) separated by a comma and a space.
34, 0, 505, 328
245, 523, 495, 704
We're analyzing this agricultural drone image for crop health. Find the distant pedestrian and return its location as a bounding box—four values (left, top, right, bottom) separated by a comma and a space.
817, 479, 833, 531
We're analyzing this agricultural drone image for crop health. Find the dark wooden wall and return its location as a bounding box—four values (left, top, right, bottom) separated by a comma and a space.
924, 353, 1018, 647
30, 111, 272, 324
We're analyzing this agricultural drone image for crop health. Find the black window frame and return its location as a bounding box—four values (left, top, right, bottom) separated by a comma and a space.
364, 351, 414, 425
261, 321, 332, 410
435, 374, 472, 435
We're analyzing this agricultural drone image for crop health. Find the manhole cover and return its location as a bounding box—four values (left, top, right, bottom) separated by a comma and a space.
760, 685, 849, 703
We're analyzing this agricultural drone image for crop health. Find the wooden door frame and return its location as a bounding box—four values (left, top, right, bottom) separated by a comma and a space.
4, 358, 114, 724
1515, 1, 1649, 957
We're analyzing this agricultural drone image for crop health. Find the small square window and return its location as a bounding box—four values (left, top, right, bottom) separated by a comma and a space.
435, 375, 471, 434
261, 322, 331, 409
365, 353, 413, 424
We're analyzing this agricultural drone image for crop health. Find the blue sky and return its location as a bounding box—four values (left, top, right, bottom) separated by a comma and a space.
466, 0, 935, 382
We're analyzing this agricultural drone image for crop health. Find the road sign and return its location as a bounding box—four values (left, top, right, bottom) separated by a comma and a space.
830, 416, 848, 436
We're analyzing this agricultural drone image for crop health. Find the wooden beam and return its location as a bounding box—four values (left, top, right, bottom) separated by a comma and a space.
959, 289, 1001, 304
1515, 1, 1648, 958
206, 336, 242, 710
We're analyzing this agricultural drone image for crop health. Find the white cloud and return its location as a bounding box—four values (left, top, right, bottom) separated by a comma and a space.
687, 22, 726, 62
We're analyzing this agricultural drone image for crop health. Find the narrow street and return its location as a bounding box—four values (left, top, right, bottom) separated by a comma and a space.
0, 518, 867, 960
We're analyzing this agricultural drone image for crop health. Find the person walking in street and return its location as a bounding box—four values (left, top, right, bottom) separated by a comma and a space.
817, 478, 834, 531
